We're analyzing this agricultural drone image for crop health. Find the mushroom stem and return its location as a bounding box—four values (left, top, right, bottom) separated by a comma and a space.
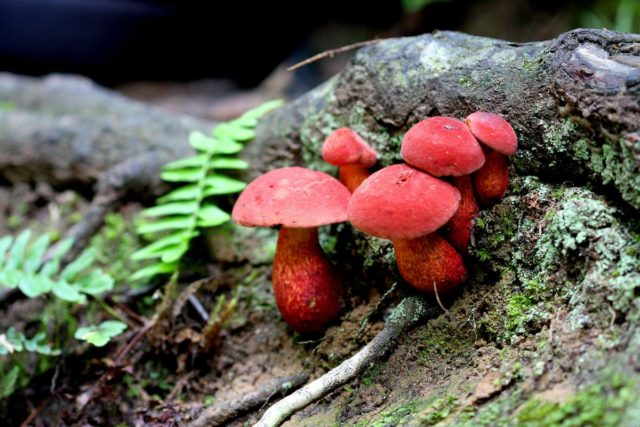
442, 175, 479, 252
393, 233, 467, 294
272, 227, 343, 333
339, 164, 372, 193
473, 148, 509, 207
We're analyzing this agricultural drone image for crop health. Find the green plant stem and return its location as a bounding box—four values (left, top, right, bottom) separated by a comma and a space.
179, 129, 219, 259
8, 352, 27, 373
154, 271, 180, 322
91, 296, 132, 327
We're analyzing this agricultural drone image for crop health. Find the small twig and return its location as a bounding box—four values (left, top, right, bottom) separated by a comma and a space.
172, 274, 220, 320
109, 299, 145, 324
76, 319, 155, 411
258, 386, 281, 413
201, 295, 237, 354
254, 297, 434, 427
156, 272, 179, 320
165, 372, 195, 402
433, 282, 453, 321
296, 338, 324, 345
173, 277, 206, 319
471, 308, 478, 343
286, 39, 385, 72
91, 295, 135, 328
355, 281, 399, 341
188, 294, 210, 322
114, 282, 162, 304
112, 319, 155, 366
188, 373, 309, 427
20, 397, 52, 427
50, 364, 61, 394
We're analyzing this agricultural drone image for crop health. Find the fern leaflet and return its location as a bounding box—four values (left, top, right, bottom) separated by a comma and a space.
131, 99, 283, 281
0, 229, 114, 303
74, 320, 128, 347
0, 328, 61, 356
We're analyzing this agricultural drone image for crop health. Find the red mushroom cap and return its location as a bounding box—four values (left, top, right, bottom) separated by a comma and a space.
348, 164, 461, 240
322, 128, 378, 167
401, 116, 485, 177
232, 167, 350, 228
465, 112, 517, 156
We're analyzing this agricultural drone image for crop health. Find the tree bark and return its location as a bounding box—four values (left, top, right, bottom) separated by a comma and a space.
251, 29, 640, 207
0, 73, 209, 191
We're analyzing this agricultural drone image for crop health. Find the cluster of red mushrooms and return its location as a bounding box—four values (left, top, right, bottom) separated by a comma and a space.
232, 112, 518, 333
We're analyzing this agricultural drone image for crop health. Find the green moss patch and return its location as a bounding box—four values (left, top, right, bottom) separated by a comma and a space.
517, 373, 638, 427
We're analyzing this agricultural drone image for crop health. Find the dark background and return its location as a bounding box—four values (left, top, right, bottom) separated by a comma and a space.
0, 0, 637, 87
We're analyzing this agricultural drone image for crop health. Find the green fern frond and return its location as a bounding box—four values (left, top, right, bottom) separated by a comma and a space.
131, 99, 283, 281
0, 229, 114, 303
0, 327, 61, 356
74, 320, 127, 347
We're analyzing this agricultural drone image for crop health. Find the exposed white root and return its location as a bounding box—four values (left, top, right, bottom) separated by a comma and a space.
254, 297, 431, 427
189, 373, 308, 427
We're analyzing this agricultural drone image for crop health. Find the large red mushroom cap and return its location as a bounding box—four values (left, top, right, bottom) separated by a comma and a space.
232, 167, 350, 228
401, 116, 485, 177
465, 112, 518, 156
348, 164, 461, 240
322, 128, 377, 167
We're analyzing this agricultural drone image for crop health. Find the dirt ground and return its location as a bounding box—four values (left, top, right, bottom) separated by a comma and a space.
4, 171, 640, 427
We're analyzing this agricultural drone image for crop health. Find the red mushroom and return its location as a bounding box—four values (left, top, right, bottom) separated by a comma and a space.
401, 116, 485, 177
441, 175, 479, 253
400, 117, 485, 253
232, 167, 350, 333
322, 128, 378, 192
465, 112, 518, 207
348, 164, 467, 294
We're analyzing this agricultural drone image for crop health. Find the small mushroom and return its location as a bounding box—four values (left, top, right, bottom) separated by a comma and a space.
348, 164, 467, 294
401, 116, 485, 177
322, 127, 378, 192
232, 167, 350, 332
465, 112, 518, 207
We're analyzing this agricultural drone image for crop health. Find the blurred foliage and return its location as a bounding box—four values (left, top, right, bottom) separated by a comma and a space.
0, 229, 126, 399
402, 0, 451, 14
0, 230, 113, 303
0, 101, 15, 111
580, 0, 640, 32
